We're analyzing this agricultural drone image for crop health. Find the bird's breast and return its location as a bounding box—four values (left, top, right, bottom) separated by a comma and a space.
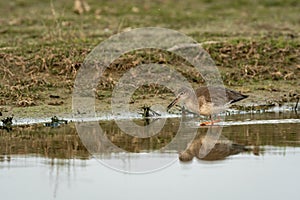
199, 103, 213, 116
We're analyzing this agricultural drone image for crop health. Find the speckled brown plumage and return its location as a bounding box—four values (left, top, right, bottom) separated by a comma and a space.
167, 86, 248, 122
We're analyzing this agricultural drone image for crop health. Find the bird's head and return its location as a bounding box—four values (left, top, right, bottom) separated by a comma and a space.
167, 87, 192, 111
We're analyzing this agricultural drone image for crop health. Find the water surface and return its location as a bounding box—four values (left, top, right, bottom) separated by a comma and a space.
0, 111, 299, 200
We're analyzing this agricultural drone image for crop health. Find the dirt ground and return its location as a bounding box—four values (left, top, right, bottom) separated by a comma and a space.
0, 0, 299, 118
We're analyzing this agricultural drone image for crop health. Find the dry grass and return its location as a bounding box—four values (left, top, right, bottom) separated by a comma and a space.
0, 0, 299, 116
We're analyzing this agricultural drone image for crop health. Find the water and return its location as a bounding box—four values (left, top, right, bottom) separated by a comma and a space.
0, 111, 299, 200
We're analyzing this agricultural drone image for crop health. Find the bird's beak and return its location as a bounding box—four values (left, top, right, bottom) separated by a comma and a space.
167, 96, 180, 111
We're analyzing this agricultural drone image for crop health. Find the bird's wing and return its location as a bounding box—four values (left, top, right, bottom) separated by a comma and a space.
195, 86, 248, 105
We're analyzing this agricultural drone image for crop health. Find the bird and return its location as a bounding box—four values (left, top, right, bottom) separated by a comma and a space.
167, 86, 248, 125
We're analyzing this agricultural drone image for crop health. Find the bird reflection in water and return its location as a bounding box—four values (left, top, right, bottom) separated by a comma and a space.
179, 126, 252, 162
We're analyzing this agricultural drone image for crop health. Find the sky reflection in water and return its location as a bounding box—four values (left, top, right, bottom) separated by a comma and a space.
0, 112, 299, 200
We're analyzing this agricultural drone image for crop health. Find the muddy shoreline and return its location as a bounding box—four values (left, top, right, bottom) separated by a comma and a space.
0, 0, 299, 121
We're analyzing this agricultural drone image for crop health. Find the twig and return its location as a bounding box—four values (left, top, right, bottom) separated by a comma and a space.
149, 108, 161, 116
167, 43, 200, 51
140, 105, 161, 118
167, 41, 221, 52
295, 97, 299, 111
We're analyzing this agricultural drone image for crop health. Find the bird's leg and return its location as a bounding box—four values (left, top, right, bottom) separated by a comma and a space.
200, 115, 213, 126
210, 115, 213, 124
200, 115, 221, 126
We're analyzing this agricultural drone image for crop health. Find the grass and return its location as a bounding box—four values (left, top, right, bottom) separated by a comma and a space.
0, 0, 299, 117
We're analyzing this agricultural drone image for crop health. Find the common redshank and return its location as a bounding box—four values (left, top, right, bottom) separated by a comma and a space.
167, 86, 248, 125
